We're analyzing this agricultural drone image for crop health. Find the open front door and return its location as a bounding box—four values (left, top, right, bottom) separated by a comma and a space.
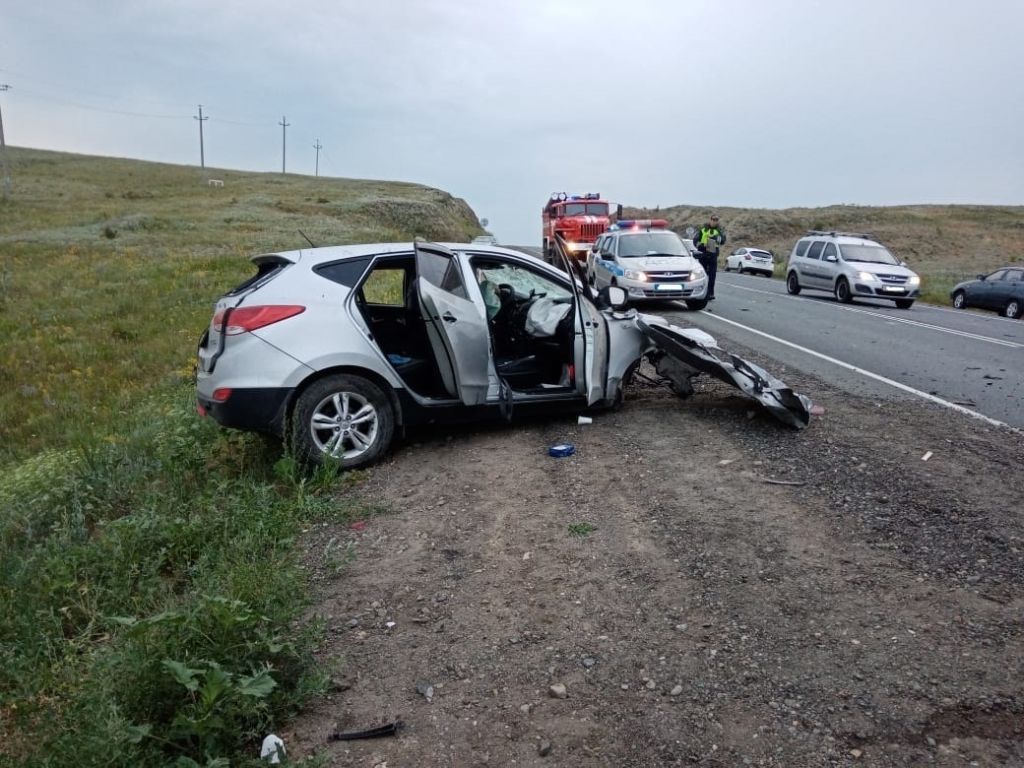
554, 236, 608, 405
414, 243, 490, 404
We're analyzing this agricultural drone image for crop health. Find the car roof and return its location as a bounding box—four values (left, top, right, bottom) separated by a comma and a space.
252, 242, 535, 267
607, 228, 680, 237
801, 234, 882, 246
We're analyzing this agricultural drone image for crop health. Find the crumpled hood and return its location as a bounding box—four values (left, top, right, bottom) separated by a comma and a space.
635, 313, 813, 428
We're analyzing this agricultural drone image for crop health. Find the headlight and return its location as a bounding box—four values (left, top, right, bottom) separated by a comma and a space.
624, 269, 648, 282
857, 271, 878, 282
907, 275, 921, 286
689, 265, 707, 281
565, 242, 578, 252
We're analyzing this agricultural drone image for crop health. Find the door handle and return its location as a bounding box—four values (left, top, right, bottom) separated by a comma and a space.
442, 311, 457, 323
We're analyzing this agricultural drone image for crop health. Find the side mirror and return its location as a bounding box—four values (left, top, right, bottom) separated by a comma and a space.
606, 285, 628, 309
595, 285, 628, 310
977, 274, 986, 281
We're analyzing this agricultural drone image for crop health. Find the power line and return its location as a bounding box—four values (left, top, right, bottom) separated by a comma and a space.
0, 67, 191, 110
313, 138, 322, 177
12, 89, 187, 119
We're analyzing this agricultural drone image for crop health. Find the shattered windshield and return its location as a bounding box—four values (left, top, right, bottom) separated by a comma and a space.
839, 244, 900, 265
618, 232, 688, 258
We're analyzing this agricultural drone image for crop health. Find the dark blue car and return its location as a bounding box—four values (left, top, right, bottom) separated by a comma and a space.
951, 266, 1024, 319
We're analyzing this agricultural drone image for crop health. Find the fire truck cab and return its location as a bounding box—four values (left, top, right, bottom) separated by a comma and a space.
542, 192, 612, 265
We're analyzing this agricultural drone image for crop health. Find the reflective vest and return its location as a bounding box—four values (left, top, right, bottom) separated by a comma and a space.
699, 226, 722, 252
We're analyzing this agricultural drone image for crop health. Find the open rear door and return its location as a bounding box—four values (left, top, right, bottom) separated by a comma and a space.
414, 243, 490, 405
554, 235, 608, 405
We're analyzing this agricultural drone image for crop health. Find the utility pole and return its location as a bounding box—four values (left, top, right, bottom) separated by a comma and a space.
313, 138, 322, 177
194, 104, 208, 169
0, 84, 11, 201
279, 115, 290, 174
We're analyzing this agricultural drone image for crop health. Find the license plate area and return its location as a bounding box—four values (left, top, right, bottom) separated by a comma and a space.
656, 283, 683, 291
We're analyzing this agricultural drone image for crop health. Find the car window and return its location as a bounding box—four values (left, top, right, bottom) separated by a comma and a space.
988, 270, 1007, 281
472, 258, 572, 304
750, 250, 771, 259
617, 231, 688, 257
806, 242, 824, 260
361, 266, 406, 306
733, 248, 745, 256
419, 249, 468, 299
839, 244, 899, 265
795, 241, 810, 258
603, 238, 616, 257
1006, 269, 1024, 281
316, 257, 372, 288
822, 243, 838, 261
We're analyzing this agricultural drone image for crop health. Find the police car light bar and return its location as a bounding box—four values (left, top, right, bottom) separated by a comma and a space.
613, 219, 669, 230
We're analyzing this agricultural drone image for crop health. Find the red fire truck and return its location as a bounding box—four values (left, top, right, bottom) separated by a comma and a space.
542, 192, 613, 263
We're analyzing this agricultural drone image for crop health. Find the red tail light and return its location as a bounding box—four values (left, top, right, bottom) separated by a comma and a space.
744, 255, 752, 261
212, 388, 232, 403
213, 305, 305, 335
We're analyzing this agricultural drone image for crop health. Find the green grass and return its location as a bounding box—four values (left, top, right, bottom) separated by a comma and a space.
0, 147, 482, 767
0, 388, 365, 766
567, 522, 596, 537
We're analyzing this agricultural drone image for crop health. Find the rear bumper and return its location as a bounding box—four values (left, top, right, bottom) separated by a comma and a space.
197, 387, 292, 435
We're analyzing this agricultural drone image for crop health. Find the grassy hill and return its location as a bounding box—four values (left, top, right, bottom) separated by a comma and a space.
0, 146, 483, 462
625, 203, 1024, 302
0, 147, 483, 767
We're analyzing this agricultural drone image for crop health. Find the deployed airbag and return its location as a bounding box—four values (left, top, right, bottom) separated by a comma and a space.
525, 297, 572, 337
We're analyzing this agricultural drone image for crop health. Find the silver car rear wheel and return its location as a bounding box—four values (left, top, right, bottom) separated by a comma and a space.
292, 374, 395, 467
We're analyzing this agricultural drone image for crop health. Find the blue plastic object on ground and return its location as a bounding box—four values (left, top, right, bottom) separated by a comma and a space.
548, 443, 575, 458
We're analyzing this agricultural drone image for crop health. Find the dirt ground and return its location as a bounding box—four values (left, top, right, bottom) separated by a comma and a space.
284, 348, 1024, 767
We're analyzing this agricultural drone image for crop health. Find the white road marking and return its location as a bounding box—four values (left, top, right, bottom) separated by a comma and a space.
697, 310, 1015, 431
720, 281, 1024, 348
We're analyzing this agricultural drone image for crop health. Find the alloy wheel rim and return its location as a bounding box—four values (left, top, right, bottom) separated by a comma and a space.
310, 390, 379, 460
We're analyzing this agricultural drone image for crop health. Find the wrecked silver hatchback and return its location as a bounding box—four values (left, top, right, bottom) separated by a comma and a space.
196, 239, 813, 469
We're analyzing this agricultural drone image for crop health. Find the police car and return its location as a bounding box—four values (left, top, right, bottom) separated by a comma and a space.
585, 220, 708, 309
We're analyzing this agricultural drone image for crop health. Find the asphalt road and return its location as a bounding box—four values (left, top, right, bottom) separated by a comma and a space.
513, 246, 1023, 429
662, 272, 1023, 428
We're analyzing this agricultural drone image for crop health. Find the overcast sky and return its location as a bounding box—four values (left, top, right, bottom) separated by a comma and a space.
3, 0, 1022, 244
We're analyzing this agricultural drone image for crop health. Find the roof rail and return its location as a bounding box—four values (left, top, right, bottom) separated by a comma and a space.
805, 230, 874, 239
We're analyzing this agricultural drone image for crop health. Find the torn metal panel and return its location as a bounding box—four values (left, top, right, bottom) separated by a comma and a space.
635, 314, 813, 428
